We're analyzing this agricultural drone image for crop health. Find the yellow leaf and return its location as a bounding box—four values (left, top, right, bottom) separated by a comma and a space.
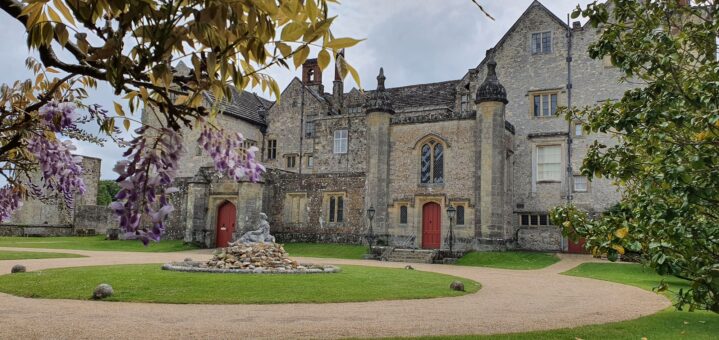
114, 102, 125, 117
281, 22, 305, 42
276, 42, 292, 58
345, 62, 361, 88
47, 7, 62, 24
123, 119, 130, 131
293, 45, 310, 68
53, 0, 76, 26
614, 226, 629, 239
611, 244, 625, 255
325, 37, 363, 50
46, 67, 59, 73
317, 49, 330, 70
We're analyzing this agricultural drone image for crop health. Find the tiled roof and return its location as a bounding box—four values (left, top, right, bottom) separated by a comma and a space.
204, 87, 274, 126
363, 80, 459, 111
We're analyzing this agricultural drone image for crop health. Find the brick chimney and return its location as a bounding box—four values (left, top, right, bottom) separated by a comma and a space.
302, 58, 323, 93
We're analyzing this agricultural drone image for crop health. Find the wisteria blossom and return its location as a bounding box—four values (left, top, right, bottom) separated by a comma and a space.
0, 186, 22, 222
110, 127, 183, 245
198, 126, 266, 182
39, 101, 76, 132
26, 136, 86, 205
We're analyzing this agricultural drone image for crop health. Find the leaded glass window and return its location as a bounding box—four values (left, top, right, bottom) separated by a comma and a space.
421, 144, 432, 184
399, 206, 408, 224
420, 140, 444, 184
329, 197, 336, 222
456, 205, 465, 225
328, 194, 344, 223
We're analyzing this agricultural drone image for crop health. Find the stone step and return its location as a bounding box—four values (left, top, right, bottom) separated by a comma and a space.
384, 249, 437, 264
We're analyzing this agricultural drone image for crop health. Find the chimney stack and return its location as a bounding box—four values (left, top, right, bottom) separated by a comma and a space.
333, 49, 345, 113
302, 58, 323, 93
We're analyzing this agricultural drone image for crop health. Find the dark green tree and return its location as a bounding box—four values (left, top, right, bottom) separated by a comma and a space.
551, 0, 719, 312
97, 180, 120, 206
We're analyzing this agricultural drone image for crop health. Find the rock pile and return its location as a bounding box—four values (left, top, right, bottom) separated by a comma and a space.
203, 243, 298, 271
162, 242, 340, 274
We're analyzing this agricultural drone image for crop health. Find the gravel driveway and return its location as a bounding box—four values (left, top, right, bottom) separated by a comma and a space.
0, 247, 669, 339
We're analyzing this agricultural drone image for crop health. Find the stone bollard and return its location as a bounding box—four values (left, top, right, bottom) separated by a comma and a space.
449, 280, 465, 292
92, 284, 114, 300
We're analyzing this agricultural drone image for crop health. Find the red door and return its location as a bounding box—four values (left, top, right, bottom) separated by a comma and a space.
567, 237, 587, 254
216, 201, 236, 247
422, 202, 441, 249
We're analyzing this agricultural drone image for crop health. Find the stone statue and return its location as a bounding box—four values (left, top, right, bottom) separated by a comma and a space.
230, 213, 275, 245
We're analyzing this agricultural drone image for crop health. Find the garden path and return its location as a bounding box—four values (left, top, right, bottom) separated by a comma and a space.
0, 247, 669, 339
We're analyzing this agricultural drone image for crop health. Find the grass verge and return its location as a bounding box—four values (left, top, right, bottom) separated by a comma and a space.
0, 264, 479, 304
0, 236, 197, 252
455, 251, 560, 270
0, 250, 85, 260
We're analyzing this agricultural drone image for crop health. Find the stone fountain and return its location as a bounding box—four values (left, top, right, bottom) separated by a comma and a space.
162, 213, 339, 274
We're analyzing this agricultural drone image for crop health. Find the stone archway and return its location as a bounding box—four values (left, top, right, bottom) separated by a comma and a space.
215, 201, 236, 247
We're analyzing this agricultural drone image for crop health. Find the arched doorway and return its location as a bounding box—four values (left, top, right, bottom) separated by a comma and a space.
215, 201, 236, 247
422, 202, 441, 249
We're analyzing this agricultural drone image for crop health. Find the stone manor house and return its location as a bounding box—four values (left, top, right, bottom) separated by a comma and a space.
4, 1, 630, 252
152, 0, 630, 252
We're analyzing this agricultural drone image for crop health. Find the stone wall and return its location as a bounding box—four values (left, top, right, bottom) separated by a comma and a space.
0, 224, 74, 237
74, 205, 116, 234
517, 226, 562, 251
263, 169, 366, 242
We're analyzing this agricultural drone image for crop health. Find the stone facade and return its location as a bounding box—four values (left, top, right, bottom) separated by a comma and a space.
148, 0, 636, 251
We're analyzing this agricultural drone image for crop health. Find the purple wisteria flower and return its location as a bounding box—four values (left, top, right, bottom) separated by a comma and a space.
110, 127, 183, 245
0, 186, 22, 222
39, 101, 76, 132
26, 136, 86, 206
198, 127, 266, 182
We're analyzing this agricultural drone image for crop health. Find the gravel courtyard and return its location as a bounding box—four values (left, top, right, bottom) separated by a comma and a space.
0, 247, 669, 339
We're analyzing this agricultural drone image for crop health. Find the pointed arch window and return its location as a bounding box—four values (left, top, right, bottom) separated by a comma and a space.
420, 140, 444, 184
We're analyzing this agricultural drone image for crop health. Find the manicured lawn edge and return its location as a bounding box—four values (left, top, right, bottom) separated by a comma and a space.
0, 250, 86, 260
0, 236, 197, 252
455, 251, 560, 270
0, 264, 480, 304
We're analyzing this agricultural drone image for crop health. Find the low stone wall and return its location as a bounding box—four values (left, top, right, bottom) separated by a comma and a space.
0, 224, 74, 237
74, 205, 116, 235
274, 232, 364, 245
516, 227, 562, 251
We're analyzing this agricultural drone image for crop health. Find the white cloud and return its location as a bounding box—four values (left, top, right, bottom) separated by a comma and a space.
0, 0, 592, 179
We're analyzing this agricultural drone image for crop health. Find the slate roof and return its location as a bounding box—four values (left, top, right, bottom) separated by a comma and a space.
204, 87, 274, 126
362, 80, 459, 111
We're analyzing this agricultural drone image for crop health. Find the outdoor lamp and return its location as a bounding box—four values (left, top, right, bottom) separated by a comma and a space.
447, 205, 456, 221
367, 206, 375, 221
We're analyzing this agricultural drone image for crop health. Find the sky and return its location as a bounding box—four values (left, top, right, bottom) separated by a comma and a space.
0, 0, 593, 179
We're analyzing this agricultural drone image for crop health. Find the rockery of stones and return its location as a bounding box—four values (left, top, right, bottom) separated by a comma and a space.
162, 242, 340, 274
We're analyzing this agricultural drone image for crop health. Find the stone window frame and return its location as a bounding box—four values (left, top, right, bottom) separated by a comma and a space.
572, 121, 585, 138
448, 199, 470, 227
304, 121, 316, 138
530, 31, 553, 55
414, 134, 449, 187
304, 153, 314, 168
535, 144, 563, 183
399, 205, 408, 225
530, 91, 559, 118
519, 213, 552, 227
459, 93, 470, 112
573, 175, 590, 193
284, 154, 298, 168
323, 191, 347, 224
266, 139, 277, 160
284, 192, 308, 224
333, 129, 349, 154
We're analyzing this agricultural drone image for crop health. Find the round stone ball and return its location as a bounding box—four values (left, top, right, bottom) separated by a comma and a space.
92, 283, 114, 300
449, 280, 465, 292
10, 264, 26, 274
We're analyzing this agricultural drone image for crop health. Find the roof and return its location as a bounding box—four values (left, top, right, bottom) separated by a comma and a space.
204, 87, 274, 126
362, 80, 460, 111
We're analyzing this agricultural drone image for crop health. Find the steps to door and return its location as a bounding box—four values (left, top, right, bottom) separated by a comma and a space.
383, 248, 438, 264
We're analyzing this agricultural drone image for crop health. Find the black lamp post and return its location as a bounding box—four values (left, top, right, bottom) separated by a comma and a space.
367, 206, 376, 255
446, 205, 456, 255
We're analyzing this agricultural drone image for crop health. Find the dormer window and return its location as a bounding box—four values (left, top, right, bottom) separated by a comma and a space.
460, 95, 469, 112
531, 32, 552, 54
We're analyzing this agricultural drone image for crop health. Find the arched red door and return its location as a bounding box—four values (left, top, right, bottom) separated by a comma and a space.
422, 202, 441, 249
215, 201, 236, 248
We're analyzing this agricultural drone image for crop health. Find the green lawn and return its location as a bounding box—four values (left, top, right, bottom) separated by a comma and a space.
397, 263, 719, 340
0, 264, 479, 304
0, 236, 197, 252
0, 250, 85, 260
455, 251, 560, 270
282, 242, 367, 259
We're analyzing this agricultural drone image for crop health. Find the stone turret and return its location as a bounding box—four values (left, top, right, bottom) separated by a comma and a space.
364, 68, 394, 241
475, 49, 508, 240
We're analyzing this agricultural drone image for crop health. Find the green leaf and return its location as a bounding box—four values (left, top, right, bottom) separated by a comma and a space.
325, 37, 363, 50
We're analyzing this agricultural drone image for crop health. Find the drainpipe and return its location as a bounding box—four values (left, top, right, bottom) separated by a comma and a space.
565, 14, 574, 204
299, 84, 305, 174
